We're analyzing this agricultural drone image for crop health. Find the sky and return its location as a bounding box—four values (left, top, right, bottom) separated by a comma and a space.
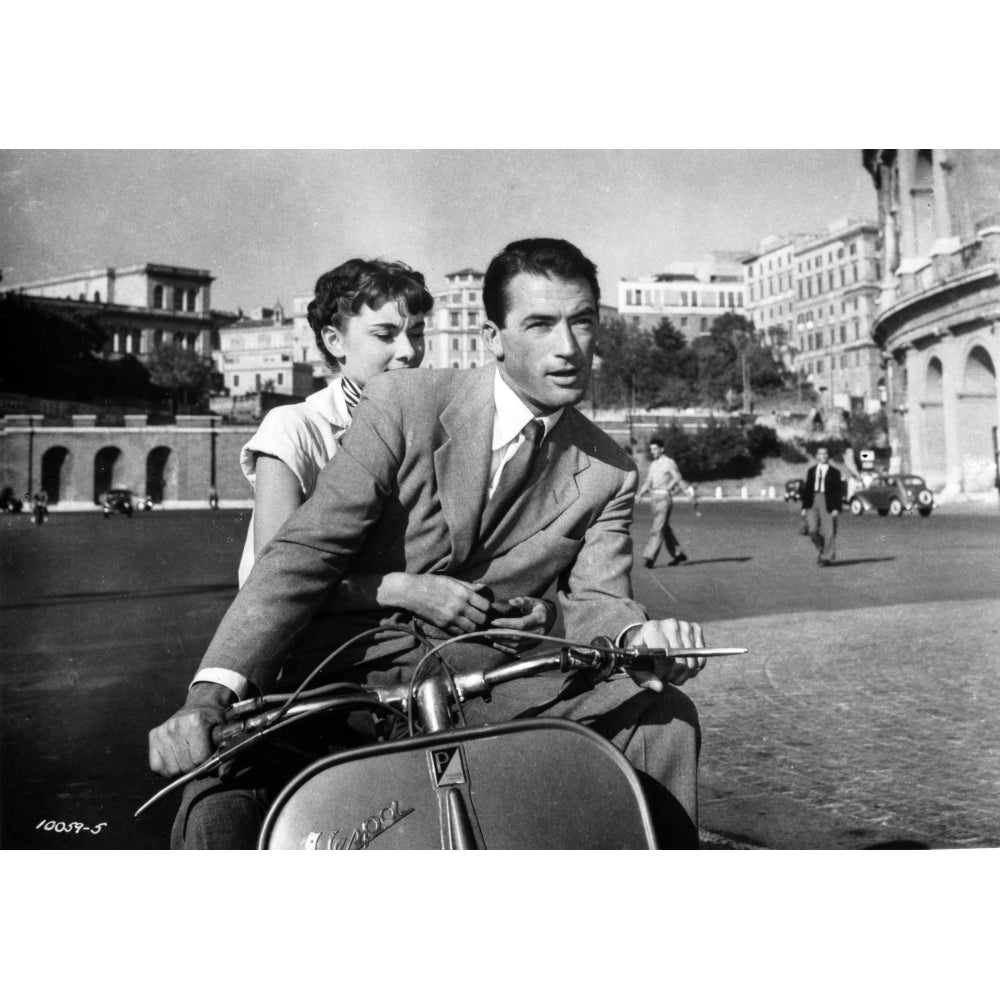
0, 149, 878, 314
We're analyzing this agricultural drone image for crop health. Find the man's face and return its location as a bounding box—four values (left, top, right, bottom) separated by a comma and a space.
650, 443, 663, 459
816, 448, 829, 465
483, 273, 596, 415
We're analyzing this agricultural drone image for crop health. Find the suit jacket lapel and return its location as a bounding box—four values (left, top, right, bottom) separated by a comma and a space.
469, 410, 589, 562
433, 367, 495, 568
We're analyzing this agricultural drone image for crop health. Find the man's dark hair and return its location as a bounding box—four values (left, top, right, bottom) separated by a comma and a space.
650, 437, 665, 449
307, 258, 433, 370
482, 238, 601, 327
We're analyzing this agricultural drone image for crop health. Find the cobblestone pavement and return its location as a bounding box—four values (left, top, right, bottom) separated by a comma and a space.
3, 501, 998, 849
630, 499, 1000, 849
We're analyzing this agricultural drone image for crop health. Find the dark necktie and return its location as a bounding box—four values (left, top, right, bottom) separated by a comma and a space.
479, 419, 544, 541
817, 467, 826, 494
341, 376, 361, 416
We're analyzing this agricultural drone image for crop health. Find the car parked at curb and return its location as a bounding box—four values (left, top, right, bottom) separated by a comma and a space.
102, 488, 135, 518
849, 474, 934, 517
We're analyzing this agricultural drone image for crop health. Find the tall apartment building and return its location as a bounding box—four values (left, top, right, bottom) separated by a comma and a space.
0, 263, 229, 357
790, 220, 883, 412
742, 234, 815, 345
617, 252, 748, 339
425, 268, 489, 370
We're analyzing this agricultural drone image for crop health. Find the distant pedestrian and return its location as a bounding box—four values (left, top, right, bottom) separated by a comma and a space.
637, 437, 695, 568
800, 446, 842, 566
31, 489, 48, 526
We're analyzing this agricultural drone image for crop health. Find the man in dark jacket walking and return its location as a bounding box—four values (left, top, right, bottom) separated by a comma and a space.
800, 447, 842, 566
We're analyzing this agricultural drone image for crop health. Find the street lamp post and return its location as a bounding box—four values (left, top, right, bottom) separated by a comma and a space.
26, 416, 35, 500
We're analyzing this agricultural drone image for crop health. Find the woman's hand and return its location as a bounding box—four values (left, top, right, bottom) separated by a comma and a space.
378, 574, 491, 635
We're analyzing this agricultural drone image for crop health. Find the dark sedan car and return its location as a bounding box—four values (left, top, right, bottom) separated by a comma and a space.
849, 474, 935, 517
102, 488, 135, 518
784, 478, 803, 503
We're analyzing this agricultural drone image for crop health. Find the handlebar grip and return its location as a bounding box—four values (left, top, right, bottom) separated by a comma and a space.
212, 719, 248, 747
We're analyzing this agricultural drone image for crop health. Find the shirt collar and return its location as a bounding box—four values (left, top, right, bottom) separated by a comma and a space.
306, 377, 351, 430
492, 368, 562, 450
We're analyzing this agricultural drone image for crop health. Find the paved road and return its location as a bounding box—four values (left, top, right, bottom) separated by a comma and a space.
2, 500, 998, 849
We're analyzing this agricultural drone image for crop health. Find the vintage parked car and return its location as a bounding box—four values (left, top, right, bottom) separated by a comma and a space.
848, 474, 934, 517
102, 488, 135, 518
784, 478, 804, 503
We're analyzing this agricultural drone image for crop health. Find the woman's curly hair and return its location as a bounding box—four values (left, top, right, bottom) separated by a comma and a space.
307, 258, 434, 370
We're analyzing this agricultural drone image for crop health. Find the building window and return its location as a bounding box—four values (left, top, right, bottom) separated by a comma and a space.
452, 338, 459, 351
680, 292, 688, 307
470, 338, 477, 351
187, 289, 197, 311
234, 375, 239, 387
737, 293, 743, 307
452, 362, 459, 369
451, 294, 461, 303
635, 290, 643, 306
173, 288, 184, 311
450, 311, 460, 328
468, 291, 477, 303
154, 285, 164, 308
626, 290, 633, 306
853, 264, 859, 283
468, 311, 478, 325
700, 317, 708, 332
470, 362, 477, 368
153, 329, 164, 348
849, 243, 857, 255
680, 316, 688, 327
94, 291, 101, 302
277, 372, 284, 385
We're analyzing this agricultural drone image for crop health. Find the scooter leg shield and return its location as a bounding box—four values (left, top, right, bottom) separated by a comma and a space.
259, 718, 657, 850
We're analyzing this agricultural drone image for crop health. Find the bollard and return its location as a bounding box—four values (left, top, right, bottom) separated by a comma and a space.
768, 485, 776, 499
740, 486, 748, 500
715, 486, 723, 499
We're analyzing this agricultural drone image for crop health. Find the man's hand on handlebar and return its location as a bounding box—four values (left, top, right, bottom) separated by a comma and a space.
620, 618, 706, 690
148, 681, 236, 777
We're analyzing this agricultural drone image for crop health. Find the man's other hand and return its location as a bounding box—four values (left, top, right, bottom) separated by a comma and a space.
621, 618, 706, 690
487, 596, 555, 653
148, 682, 234, 777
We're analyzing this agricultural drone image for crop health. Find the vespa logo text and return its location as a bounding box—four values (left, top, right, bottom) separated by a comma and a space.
305, 800, 413, 851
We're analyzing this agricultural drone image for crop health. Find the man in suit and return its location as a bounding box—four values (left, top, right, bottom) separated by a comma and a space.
800, 446, 843, 566
150, 237, 708, 848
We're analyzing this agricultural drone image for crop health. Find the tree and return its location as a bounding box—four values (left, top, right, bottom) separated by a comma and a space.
144, 345, 214, 414
593, 318, 660, 409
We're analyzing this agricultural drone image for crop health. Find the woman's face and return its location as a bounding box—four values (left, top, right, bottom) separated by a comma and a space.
322, 298, 426, 386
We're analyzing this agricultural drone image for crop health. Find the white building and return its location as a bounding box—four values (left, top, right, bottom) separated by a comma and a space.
214, 302, 319, 398
426, 269, 490, 370
617, 252, 748, 339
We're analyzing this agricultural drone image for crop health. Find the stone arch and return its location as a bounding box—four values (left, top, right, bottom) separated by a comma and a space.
93, 446, 123, 503
958, 343, 997, 491
921, 355, 946, 488
145, 446, 175, 503
41, 446, 72, 505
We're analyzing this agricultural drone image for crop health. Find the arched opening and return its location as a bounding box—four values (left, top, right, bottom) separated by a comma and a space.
93, 446, 123, 503
958, 345, 997, 491
921, 356, 946, 488
41, 446, 71, 505
146, 447, 173, 503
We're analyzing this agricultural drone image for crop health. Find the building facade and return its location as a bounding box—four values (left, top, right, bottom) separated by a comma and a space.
864, 149, 1000, 496
617, 252, 748, 339
790, 220, 884, 412
426, 269, 489, 369
0, 264, 229, 357
213, 303, 318, 399
742, 234, 813, 347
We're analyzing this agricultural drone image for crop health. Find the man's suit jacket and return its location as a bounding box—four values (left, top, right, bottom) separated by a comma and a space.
801, 463, 843, 514
199, 364, 647, 694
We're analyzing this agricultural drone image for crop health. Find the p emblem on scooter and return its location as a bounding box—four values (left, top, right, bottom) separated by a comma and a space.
429, 747, 466, 786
